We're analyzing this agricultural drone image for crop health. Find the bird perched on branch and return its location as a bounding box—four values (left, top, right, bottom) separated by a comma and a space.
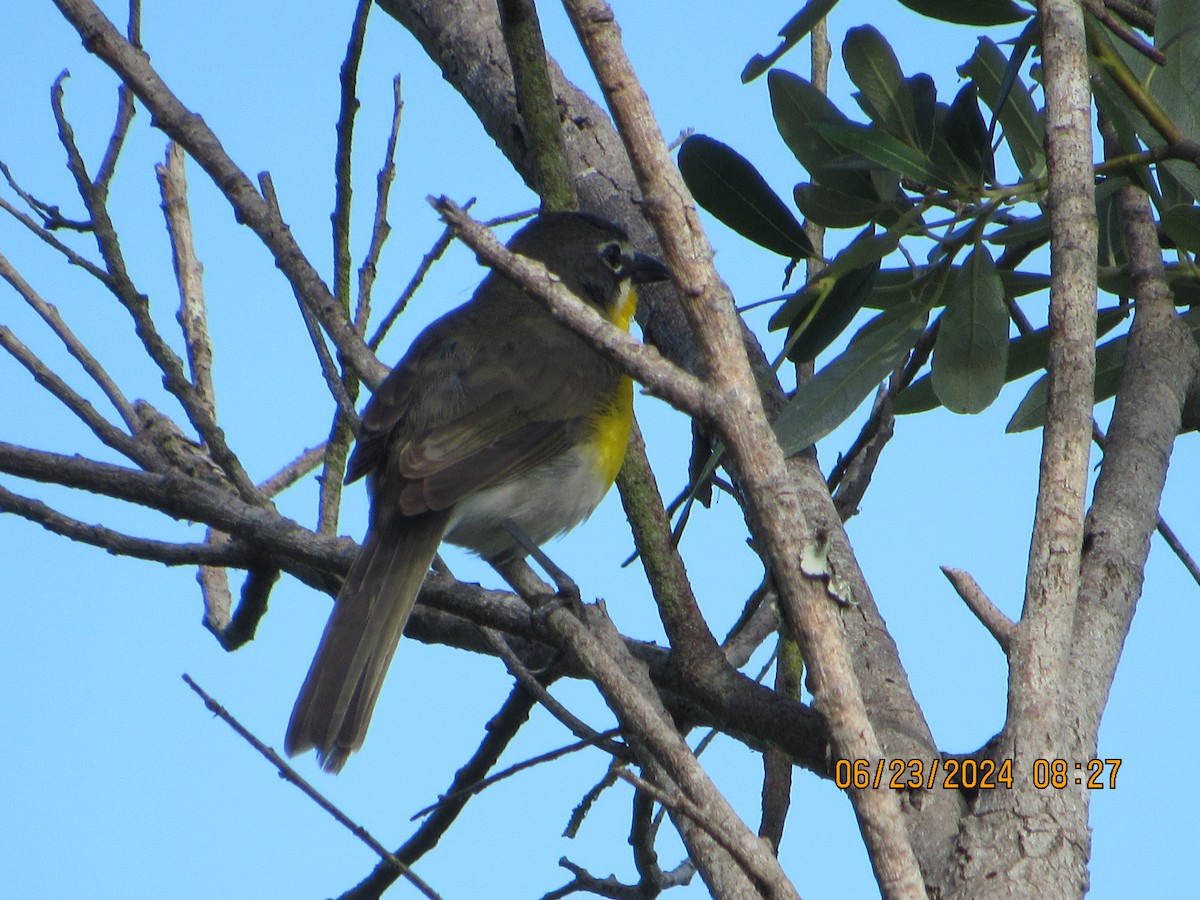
286, 211, 671, 772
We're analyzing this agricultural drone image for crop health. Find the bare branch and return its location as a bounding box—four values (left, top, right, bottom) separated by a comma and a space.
155, 137, 237, 634
0, 484, 253, 567
0, 441, 348, 571
357, 74, 404, 331
49, 0, 388, 387
484, 628, 628, 757
1068, 176, 1200, 743
498, 0, 576, 211
0, 301, 145, 466
760, 635, 801, 852
940, 566, 1015, 653
560, 3, 925, 894
51, 71, 263, 500
1014, 0, 1098, 704
616, 420, 727, 679
156, 142, 215, 411
181, 676, 443, 900
0, 251, 142, 440
258, 443, 328, 498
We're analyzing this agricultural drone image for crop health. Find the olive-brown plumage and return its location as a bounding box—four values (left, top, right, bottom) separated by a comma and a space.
286, 213, 669, 771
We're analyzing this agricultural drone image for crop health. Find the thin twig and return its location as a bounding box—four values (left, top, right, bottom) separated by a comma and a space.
258, 172, 359, 428
316, 0, 374, 534
940, 566, 1015, 652
366, 205, 536, 353
157, 142, 215, 412
0, 249, 141, 437
0, 159, 91, 231
0, 485, 253, 567
0, 192, 107, 279
340, 683, 539, 900
93, 82, 136, 192
411, 727, 622, 820
51, 71, 263, 500
611, 768, 774, 880
1154, 517, 1200, 588
51, 0, 387, 388
333, 0, 372, 317
258, 443, 328, 497
180, 675, 442, 900
357, 74, 404, 332
484, 628, 628, 758
0, 307, 145, 465
1086, 0, 1165, 65
565, 761, 621, 840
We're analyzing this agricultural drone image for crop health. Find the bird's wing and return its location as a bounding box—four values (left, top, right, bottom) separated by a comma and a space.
347, 301, 614, 516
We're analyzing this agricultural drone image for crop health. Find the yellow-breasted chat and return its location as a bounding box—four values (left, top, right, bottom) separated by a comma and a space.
286, 211, 671, 772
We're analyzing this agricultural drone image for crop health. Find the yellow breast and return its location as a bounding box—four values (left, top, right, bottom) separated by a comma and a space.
587, 282, 637, 488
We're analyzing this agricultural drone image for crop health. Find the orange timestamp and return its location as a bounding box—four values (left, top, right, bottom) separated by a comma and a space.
833, 757, 1122, 791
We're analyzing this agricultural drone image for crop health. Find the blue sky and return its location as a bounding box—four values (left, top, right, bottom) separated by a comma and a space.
2, 2, 1197, 898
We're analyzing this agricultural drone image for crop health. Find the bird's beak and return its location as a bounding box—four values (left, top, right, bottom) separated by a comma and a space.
625, 251, 672, 285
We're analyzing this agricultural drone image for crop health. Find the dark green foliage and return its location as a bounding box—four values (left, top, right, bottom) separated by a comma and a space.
679, 8, 1200, 456
896, 0, 1028, 27
678, 135, 814, 260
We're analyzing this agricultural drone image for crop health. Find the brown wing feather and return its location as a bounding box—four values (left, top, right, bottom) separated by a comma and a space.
349, 291, 619, 515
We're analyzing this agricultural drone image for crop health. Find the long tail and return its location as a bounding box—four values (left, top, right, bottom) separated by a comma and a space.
285, 510, 449, 772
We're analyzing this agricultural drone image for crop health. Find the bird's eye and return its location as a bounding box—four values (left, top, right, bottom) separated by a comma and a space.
599, 241, 623, 271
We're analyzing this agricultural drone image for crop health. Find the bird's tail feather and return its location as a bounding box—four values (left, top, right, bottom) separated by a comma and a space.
285, 510, 449, 772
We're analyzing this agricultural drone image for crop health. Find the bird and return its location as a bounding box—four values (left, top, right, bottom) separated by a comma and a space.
286, 211, 671, 772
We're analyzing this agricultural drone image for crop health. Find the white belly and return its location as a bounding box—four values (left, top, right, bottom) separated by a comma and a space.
443, 442, 611, 561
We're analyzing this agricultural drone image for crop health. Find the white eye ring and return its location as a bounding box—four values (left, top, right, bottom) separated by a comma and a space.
600, 241, 623, 271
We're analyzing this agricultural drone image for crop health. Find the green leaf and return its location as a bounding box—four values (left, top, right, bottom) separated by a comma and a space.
774, 299, 929, 456
932, 246, 1008, 414
1096, 262, 1200, 303
812, 120, 943, 186
1006, 309, 1200, 432
928, 104, 983, 192
843, 26, 919, 148
742, 0, 843, 83
769, 69, 877, 199
987, 214, 1050, 246
896, 307, 1127, 414
769, 226, 898, 331
1096, 14, 1200, 201
1154, 0, 1200, 145
783, 261, 881, 363
1008, 341, 1124, 433
793, 181, 884, 228
896, 0, 1028, 26
959, 37, 1046, 179
998, 270, 1051, 297
942, 83, 995, 186
908, 74, 938, 153
1162, 205, 1200, 254
1096, 185, 1127, 267
678, 135, 814, 259
1158, 163, 1196, 209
